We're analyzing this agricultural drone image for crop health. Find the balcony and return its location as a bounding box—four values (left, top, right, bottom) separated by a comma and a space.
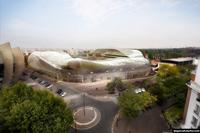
194, 110, 200, 116
189, 81, 200, 92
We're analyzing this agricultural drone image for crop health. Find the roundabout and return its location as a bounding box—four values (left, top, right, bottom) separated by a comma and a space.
73, 106, 101, 130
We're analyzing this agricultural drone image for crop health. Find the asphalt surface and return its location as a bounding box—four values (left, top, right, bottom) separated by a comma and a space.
24, 74, 118, 133
114, 105, 169, 133
69, 95, 118, 133
56, 82, 79, 96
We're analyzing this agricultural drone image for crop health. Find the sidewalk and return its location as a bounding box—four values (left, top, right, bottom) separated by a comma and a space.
113, 106, 169, 133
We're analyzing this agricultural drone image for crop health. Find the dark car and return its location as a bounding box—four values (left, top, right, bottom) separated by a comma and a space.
30, 75, 37, 80
44, 82, 51, 87
37, 78, 43, 83
56, 89, 66, 97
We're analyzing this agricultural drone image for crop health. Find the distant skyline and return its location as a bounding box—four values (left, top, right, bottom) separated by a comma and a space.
0, 0, 200, 49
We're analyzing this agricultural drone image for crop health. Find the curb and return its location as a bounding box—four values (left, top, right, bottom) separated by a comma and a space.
111, 111, 120, 133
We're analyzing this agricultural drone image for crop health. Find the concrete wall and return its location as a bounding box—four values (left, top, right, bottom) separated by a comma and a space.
0, 42, 14, 84
12, 47, 25, 81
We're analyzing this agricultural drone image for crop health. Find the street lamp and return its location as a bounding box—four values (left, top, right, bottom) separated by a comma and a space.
74, 120, 77, 133
90, 71, 93, 82
82, 93, 86, 116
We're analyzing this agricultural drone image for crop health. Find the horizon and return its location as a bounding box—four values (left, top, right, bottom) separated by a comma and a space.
1, 0, 200, 49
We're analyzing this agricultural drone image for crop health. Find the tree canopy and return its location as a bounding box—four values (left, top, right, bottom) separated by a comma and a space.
106, 77, 127, 93
118, 89, 157, 118
0, 82, 73, 133
141, 48, 200, 60
149, 64, 192, 106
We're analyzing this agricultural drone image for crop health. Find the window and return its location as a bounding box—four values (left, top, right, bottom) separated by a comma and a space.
194, 104, 200, 116
198, 124, 200, 129
197, 93, 200, 102
191, 116, 198, 127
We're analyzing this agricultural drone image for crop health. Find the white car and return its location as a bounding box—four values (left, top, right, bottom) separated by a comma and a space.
135, 88, 146, 94
47, 84, 53, 89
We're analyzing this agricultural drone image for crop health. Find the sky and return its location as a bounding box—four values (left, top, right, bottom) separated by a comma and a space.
0, 0, 200, 49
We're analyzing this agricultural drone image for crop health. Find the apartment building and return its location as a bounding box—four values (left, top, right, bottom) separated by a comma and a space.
182, 59, 200, 128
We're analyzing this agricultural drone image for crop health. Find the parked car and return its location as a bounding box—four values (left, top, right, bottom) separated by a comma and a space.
40, 80, 48, 85
56, 89, 66, 97
44, 82, 51, 87
37, 78, 43, 83
46, 84, 53, 89
30, 75, 37, 80
134, 88, 146, 94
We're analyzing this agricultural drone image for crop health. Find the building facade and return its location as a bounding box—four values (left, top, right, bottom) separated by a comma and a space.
0, 42, 25, 86
27, 49, 151, 83
182, 59, 200, 128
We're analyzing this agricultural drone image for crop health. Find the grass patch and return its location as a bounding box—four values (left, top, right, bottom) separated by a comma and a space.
164, 105, 183, 125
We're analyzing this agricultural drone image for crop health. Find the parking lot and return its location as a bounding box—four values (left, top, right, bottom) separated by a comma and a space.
22, 71, 79, 99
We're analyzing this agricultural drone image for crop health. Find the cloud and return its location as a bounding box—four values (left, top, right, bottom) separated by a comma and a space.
72, 0, 149, 25
72, 0, 190, 25
161, 0, 181, 6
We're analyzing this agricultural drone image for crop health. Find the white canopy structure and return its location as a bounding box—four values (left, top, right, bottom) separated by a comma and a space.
28, 49, 151, 82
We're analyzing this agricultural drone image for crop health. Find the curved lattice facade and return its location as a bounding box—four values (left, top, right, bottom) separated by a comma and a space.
28, 49, 151, 82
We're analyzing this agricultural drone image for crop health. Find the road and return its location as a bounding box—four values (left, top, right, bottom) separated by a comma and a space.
56, 82, 119, 133
23, 73, 119, 133
69, 95, 118, 133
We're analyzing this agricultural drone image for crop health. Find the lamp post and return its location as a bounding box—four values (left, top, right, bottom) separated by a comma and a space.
90, 71, 93, 82
82, 93, 86, 116
74, 120, 77, 133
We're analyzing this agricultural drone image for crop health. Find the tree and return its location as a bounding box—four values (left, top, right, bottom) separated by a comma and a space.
157, 64, 179, 79
118, 90, 141, 118
139, 92, 157, 108
149, 64, 192, 106
112, 77, 125, 91
106, 77, 126, 93
118, 89, 157, 118
0, 82, 73, 133
149, 82, 165, 105
106, 82, 115, 94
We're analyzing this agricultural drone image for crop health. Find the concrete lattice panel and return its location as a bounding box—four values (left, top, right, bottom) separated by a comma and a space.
0, 42, 14, 84
12, 47, 25, 81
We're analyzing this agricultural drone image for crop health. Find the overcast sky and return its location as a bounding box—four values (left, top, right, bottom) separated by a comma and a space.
0, 0, 200, 49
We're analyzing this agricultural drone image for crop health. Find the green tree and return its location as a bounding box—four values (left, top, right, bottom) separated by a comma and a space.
139, 92, 157, 108
157, 64, 179, 79
118, 89, 157, 118
0, 82, 73, 133
106, 77, 126, 93
150, 64, 192, 106
106, 82, 115, 94
149, 82, 165, 105
112, 77, 125, 91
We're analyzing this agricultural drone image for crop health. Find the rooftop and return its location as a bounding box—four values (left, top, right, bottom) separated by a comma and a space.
161, 57, 193, 63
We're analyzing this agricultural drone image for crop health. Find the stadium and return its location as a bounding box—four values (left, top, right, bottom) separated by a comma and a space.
28, 49, 151, 82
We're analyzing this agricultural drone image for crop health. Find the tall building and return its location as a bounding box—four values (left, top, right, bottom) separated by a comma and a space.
182, 59, 200, 128
0, 42, 25, 86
